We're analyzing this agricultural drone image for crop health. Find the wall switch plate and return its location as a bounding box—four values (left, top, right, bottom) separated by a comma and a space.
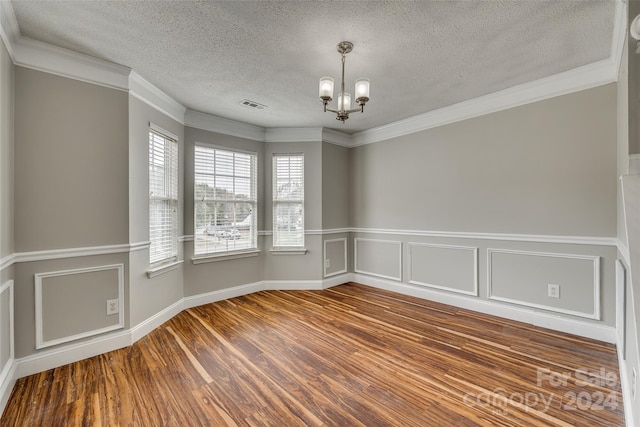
325, 259, 330, 268
548, 284, 560, 299
107, 299, 119, 315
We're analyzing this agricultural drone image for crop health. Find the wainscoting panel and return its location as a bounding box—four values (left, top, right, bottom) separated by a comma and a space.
354, 238, 402, 281
35, 264, 124, 349
408, 243, 478, 296
324, 238, 347, 278
488, 249, 600, 320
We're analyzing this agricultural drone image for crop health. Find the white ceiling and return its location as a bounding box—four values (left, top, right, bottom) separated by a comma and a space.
9, 0, 617, 133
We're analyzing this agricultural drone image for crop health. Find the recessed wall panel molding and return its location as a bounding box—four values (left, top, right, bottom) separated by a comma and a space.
354, 238, 402, 281
324, 238, 347, 278
408, 243, 478, 296
487, 249, 600, 320
0, 280, 14, 386
35, 264, 124, 349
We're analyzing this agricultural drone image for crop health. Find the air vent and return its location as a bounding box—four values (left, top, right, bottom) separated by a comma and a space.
240, 99, 267, 110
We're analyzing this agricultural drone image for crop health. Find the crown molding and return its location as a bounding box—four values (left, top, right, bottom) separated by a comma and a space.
0, 0, 625, 147
0, 1, 18, 61
185, 109, 266, 142
611, 0, 627, 79
265, 127, 322, 143
129, 72, 186, 125
14, 37, 131, 91
351, 58, 618, 147
322, 128, 353, 147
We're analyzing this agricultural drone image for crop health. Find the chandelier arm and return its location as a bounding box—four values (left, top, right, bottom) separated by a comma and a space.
325, 107, 340, 114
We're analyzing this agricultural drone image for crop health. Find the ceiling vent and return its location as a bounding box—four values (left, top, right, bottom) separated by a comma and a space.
240, 99, 267, 110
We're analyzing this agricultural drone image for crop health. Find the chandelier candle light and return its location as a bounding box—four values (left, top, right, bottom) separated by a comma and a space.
319, 41, 370, 123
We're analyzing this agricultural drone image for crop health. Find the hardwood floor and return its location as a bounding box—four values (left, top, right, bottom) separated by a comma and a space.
2, 283, 625, 426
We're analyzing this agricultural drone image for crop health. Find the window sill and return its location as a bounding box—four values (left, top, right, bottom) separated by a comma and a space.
147, 260, 184, 278
270, 248, 308, 255
192, 249, 261, 264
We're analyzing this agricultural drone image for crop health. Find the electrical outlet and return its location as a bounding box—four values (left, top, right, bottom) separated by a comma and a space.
106, 299, 119, 315
633, 367, 637, 399
325, 259, 330, 268
548, 284, 560, 299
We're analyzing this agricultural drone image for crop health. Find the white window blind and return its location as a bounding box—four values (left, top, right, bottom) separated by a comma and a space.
194, 146, 257, 255
273, 154, 304, 247
149, 128, 179, 265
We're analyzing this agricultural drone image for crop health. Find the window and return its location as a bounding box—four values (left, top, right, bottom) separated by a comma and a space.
149, 127, 179, 265
194, 146, 257, 256
273, 154, 304, 248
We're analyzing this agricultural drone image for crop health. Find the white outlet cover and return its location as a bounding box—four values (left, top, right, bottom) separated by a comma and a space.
107, 299, 119, 315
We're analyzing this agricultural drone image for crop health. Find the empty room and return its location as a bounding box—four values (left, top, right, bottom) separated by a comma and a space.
0, 0, 639, 425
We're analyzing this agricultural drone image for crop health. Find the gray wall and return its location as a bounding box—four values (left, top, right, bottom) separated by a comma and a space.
350, 84, 617, 237
0, 36, 14, 385
128, 96, 184, 327
12, 68, 130, 357
629, 0, 640, 156
0, 36, 13, 261
322, 142, 350, 230
263, 140, 323, 281
14, 68, 129, 251
183, 127, 265, 296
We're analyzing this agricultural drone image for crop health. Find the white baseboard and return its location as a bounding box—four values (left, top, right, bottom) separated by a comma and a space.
352, 273, 617, 344
15, 329, 131, 380
617, 344, 638, 427
183, 281, 265, 309
130, 299, 184, 344
264, 280, 324, 290
0, 361, 16, 416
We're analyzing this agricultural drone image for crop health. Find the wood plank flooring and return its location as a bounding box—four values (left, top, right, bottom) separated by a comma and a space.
1, 283, 625, 426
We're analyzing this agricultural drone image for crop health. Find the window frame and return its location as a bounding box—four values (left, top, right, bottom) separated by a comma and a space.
193, 144, 258, 259
272, 153, 305, 249
148, 124, 179, 267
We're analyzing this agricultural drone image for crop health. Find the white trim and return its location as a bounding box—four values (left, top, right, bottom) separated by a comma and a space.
265, 127, 322, 143
630, 154, 640, 160
487, 249, 601, 320
408, 242, 478, 297
616, 259, 626, 359
352, 273, 616, 344
354, 238, 402, 282
0, 362, 15, 419
322, 128, 353, 147
611, 0, 627, 79
185, 110, 265, 142
183, 281, 265, 309
350, 227, 616, 246
351, 59, 617, 147
0, 254, 14, 271
617, 347, 638, 427
618, 238, 631, 268
191, 249, 261, 264
270, 248, 308, 255
130, 299, 184, 343
264, 280, 325, 291
16, 328, 131, 379
146, 260, 183, 278
14, 243, 134, 263
130, 73, 186, 125
324, 238, 348, 278
129, 241, 151, 252
0, 0, 18, 62
149, 121, 180, 142
34, 264, 125, 349
14, 36, 130, 92
0, 280, 14, 392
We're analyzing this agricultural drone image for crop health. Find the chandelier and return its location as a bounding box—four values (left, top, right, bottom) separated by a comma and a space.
318, 41, 370, 123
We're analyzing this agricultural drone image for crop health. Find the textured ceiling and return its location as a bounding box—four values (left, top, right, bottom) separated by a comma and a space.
10, 0, 615, 133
